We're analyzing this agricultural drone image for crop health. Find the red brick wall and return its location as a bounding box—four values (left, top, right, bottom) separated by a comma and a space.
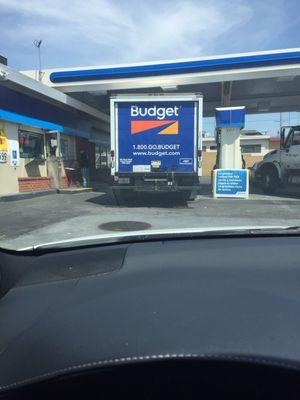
18, 177, 51, 192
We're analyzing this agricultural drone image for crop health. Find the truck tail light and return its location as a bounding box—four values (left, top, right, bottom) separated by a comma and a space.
110, 150, 115, 169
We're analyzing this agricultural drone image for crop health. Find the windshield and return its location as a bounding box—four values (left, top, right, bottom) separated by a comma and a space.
1, 1, 300, 250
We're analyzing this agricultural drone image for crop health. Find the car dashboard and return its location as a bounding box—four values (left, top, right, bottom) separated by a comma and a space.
1, 235, 300, 398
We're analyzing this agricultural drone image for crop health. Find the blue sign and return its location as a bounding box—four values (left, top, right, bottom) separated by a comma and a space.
215, 107, 245, 128
117, 101, 196, 173
214, 169, 248, 198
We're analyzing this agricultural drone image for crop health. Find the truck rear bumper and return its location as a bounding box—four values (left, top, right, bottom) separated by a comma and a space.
112, 184, 200, 193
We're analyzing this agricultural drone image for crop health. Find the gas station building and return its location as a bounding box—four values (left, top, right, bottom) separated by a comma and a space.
1, 48, 300, 195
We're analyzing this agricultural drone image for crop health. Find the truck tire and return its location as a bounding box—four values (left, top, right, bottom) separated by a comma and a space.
181, 190, 193, 201
261, 168, 279, 194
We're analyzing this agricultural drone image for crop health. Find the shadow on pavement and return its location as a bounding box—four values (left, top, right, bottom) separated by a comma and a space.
87, 180, 300, 208
117, 192, 190, 209
250, 183, 300, 200
86, 188, 190, 209
86, 192, 118, 207
200, 177, 300, 200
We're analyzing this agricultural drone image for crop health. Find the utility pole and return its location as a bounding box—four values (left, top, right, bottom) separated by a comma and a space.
280, 112, 282, 129
278, 112, 283, 136
34, 39, 43, 81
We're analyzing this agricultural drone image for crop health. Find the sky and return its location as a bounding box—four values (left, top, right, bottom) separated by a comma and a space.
204, 112, 300, 137
1, 0, 300, 134
1, 0, 300, 70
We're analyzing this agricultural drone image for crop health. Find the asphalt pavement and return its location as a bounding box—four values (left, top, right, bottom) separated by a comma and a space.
1, 181, 300, 250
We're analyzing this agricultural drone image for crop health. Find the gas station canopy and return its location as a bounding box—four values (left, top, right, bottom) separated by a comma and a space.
21, 48, 300, 118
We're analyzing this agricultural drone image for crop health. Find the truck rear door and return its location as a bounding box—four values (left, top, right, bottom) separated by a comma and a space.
116, 100, 199, 174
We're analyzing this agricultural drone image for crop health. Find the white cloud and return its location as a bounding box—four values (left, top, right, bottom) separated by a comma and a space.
0, 0, 291, 69
126, 1, 252, 60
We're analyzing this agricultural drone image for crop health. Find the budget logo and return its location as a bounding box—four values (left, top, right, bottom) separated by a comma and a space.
131, 120, 178, 135
130, 105, 179, 135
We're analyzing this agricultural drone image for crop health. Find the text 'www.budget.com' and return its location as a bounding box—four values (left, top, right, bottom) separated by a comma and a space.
132, 151, 181, 157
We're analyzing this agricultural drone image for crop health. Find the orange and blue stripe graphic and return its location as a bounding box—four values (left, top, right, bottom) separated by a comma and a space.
131, 120, 178, 135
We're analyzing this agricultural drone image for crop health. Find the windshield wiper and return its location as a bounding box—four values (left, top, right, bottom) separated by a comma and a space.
10, 225, 300, 253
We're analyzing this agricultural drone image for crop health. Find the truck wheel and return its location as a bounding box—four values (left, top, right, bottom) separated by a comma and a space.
261, 168, 279, 194
181, 190, 193, 201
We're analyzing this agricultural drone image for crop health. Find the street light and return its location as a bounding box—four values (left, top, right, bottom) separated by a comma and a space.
33, 39, 43, 81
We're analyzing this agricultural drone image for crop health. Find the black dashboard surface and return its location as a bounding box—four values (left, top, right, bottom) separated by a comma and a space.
1, 235, 300, 392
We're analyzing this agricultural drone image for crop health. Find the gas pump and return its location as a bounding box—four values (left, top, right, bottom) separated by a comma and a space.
215, 106, 245, 170
213, 106, 249, 198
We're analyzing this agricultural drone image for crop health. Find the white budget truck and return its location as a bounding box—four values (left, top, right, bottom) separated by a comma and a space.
254, 126, 300, 193
110, 93, 203, 200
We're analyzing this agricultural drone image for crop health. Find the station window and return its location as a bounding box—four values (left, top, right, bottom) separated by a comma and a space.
210, 145, 217, 151
19, 130, 44, 159
202, 146, 207, 152
60, 138, 69, 160
241, 144, 261, 154
95, 144, 110, 169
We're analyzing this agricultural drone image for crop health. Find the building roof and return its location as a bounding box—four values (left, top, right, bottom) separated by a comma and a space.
0, 108, 90, 138
48, 49, 300, 84
20, 48, 300, 118
203, 135, 270, 142
1, 62, 109, 123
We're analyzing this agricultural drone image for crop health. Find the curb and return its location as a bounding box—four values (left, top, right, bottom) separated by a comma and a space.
58, 187, 93, 194
0, 189, 57, 202
0, 184, 108, 201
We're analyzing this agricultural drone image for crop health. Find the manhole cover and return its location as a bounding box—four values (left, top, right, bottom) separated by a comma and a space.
99, 221, 152, 232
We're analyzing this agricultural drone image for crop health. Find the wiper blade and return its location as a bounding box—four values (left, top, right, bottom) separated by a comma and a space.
14, 225, 300, 253
282, 225, 300, 231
